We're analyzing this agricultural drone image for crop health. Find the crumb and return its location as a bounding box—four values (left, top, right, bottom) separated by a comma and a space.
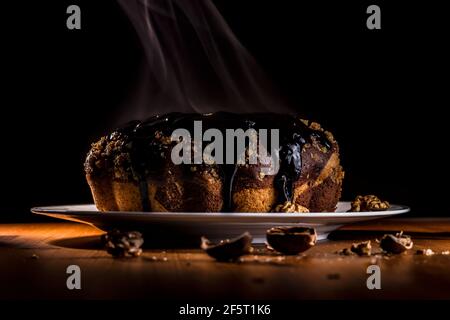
327, 273, 341, 280
258, 171, 265, 181
309, 122, 322, 131
336, 248, 354, 256
300, 119, 309, 126
416, 249, 435, 256
252, 277, 265, 284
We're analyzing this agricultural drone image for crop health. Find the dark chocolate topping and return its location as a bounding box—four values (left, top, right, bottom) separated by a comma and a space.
107, 112, 332, 211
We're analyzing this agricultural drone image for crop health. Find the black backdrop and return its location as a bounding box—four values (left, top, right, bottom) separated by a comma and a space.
1, 0, 448, 221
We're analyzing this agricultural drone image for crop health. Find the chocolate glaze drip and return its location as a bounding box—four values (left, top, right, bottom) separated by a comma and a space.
223, 164, 238, 212
109, 112, 331, 211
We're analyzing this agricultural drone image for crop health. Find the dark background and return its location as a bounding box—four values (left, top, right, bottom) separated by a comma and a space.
1, 0, 448, 221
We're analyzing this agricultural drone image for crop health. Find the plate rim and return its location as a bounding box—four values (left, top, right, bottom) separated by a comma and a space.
31, 201, 410, 219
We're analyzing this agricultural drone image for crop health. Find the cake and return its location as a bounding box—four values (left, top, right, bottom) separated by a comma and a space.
85, 112, 344, 212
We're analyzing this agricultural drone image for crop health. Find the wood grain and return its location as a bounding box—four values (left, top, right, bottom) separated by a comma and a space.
1, 218, 450, 299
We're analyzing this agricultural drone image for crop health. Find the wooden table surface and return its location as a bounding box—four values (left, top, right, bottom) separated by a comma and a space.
1, 218, 450, 300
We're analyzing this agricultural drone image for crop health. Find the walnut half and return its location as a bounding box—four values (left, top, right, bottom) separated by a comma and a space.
273, 201, 310, 213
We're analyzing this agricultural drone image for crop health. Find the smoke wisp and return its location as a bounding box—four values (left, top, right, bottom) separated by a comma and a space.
118, 0, 291, 120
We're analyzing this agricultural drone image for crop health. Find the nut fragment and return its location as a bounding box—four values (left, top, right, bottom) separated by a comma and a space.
336, 248, 355, 256
327, 273, 341, 280
101, 230, 144, 258
337, 241, 371, 256
201, 232, 253, 262
351, 240, 372, 256
416, 249, 435, 256
378, 231, 413, 254
273, 201, 310, 213
266, 227, 317, 255
349, 195, 390, 212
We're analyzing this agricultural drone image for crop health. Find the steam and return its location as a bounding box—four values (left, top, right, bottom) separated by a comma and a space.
117, 0, 291, 120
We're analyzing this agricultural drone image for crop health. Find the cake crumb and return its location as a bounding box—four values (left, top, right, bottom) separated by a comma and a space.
258, 171, 265, 181
416, 249, 435, 256
300, 119, 309, 126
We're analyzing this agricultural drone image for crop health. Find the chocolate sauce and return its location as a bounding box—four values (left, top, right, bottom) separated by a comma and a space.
110, 113, 331, 211
222, 164, 238, 212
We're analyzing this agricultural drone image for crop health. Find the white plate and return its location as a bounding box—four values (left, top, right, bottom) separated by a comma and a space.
31, 202, 409, 244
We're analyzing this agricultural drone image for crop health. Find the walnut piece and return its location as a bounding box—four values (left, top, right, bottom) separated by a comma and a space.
273, 201, 310, 213
337, 240, 372, 256
101, 230, 144, 258
351, 240, 372, 256
416, 249, 435, 256
349, 195, 390, 212
378, 231, 413, 254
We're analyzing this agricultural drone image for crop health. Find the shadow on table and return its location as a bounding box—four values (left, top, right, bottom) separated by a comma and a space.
49, 235, 202, 250
0, 236, 19, 247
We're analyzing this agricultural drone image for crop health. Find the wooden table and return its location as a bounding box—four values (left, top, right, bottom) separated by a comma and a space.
1, 218, 450, 300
